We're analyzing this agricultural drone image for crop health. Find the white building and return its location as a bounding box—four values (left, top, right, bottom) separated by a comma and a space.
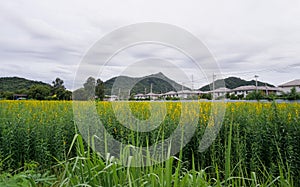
232, 85, 282, 97
104, 95, 118, 101
209, 87, 232, 99
278, 79, 300, 93
162, 91, 178, 98
145, 92, 160, 100
177, 90, 194, 99
134, 93, 146, 100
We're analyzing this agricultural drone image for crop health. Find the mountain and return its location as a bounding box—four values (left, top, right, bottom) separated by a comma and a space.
0, 77, 51, 92
199, 77, 275, 91
104, 72, 189, 95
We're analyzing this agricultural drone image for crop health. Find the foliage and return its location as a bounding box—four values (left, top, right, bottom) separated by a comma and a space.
83, 76, 96, 99
165, 96, 180, 100
0, 77, 51, 92
287, 87, 300, 100
73, 77, 105, 100
200, 76, 275, 91
246, 91, 264, 100
0, 77, 72, 100
72, 88, 88, 101
0, 101, 75, 171
96, 78, 105, 101
28, 85, 51, 100
0, 101, 299, 186
51, 77, 71, 100
0, 91, 14, 100
200, 93, 212, 100
104, 72, 189, 95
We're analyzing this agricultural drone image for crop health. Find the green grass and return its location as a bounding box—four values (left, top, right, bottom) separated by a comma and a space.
0, 101, 299, 186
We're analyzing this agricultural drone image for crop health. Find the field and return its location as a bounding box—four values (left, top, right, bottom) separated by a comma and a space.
0, 100, 299, 186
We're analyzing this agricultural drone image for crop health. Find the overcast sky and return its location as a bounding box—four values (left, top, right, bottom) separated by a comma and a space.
1, 0, 300, 90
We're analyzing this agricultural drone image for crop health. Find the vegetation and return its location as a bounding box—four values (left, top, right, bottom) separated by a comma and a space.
73, 77, 105, 100
243, 87, 300, 101
0, 100, 299, 186
104, 72, 189, 95
0, 77, 71, 100
286, 87, 300, 100
0, 77, 51, 92
200, 76, 275, 91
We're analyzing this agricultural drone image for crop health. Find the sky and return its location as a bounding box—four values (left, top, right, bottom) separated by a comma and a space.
1, 0, 300, 90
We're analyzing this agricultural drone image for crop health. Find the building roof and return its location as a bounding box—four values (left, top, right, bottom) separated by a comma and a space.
278, 79, 300, 87
209, 87, 231, 93
135, 93, 145, 97
177, 90, 193, 94
233, 85, 281, 91
164, 91, 177, 95
146, 92, 160, 96
233, 85, 256, 91
193, 90, 207, 94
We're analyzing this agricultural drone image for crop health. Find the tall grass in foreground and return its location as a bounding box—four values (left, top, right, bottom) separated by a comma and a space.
0, 101, 299, 186
55, 126, 294, 186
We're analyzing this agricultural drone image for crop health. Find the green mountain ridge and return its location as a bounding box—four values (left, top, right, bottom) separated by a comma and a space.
104, 72, 190, 95
199, 77, 275, 91
0, 77, 51, 92
0, 75, 276, 96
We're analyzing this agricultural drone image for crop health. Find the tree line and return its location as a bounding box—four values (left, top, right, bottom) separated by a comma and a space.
73, 77, 105, 101
0, 77, 105, 101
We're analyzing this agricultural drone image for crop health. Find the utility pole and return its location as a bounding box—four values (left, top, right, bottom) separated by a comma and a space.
118, 88, 121, 101
265, 83, 268, 96
254, 75, 259, 93
192, 75, 194, 91
212, 73, 216, 100
150, 83, 153, 100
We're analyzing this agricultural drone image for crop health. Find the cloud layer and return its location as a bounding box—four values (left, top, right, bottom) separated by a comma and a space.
1, 0, 300, 89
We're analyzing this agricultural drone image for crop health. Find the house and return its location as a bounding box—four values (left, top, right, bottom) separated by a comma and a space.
192, 90, 207, 98
162, 91, 178, 98
145, 92, 160, 100
278, 79, 300, 93
104, 95, 118, 101
177, 90, 194, 99
134, 93, 146, 100
209, 87, 231, 98
232, 85, 282, 97
13, 94, 28, 100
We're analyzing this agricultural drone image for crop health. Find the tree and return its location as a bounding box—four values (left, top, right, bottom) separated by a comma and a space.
51, 77, 68, 100
84, 77, 96, 100
72, 77, 105, 101
237, 94, 244, 100
63, 90, 72, 100
73, 88, 88, 100
229, 94, 238, 100
288, 87, 300, 100
1, 91, 13, 100
52, 78, 65, 90
28, 85, 51, 100
95, 79, 105, 101
246, 91, 263, 100
200, 93, 212, 100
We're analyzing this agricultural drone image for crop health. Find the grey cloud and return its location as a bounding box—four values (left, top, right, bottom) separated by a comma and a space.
1, 0, 300, 88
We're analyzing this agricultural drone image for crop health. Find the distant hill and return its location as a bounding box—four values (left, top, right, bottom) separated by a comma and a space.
0, 77, 51, 92
104, 72, 189, 95
199, 77, 275, 91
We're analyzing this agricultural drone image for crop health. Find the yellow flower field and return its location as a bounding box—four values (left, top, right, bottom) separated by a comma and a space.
0, 100, 299, 186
